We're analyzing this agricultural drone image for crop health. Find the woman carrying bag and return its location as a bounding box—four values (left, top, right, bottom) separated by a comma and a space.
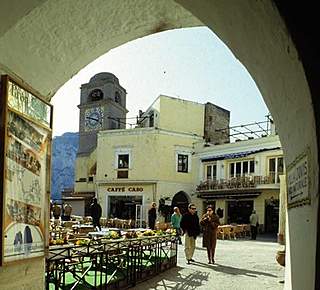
200, 205, 220, 264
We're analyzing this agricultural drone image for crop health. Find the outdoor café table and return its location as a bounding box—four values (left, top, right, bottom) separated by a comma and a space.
126, 228, 147, 232
217, 225, 236, 240
72, 224, 95, 234
88, 231, 110, 238
88, 228, 123, 238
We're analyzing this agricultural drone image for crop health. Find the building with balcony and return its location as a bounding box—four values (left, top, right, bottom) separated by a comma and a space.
194, 134, 283, 233
73, 73, 283, 233
74, 87, 230, 225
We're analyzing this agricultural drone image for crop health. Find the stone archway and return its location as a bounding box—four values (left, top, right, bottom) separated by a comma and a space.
172, 191, 190, 215
0, 1, 319, 289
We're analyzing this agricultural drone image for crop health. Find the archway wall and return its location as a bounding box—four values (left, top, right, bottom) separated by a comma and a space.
0, 0, 202, 98
0, 1, 318, 289
176, 2, 318, 288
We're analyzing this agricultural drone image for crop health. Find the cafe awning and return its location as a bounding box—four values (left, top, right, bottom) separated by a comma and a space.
201, 147, 280, 162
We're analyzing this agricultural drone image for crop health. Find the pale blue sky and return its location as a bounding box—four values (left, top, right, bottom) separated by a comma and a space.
52, 26, 269, 137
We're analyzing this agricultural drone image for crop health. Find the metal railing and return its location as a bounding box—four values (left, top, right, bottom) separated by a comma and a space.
46, 235, 177, 289
196, 174, 281, 191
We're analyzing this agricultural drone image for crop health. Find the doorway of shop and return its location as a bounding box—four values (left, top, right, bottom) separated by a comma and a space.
264, 198, 280, 234
227, 200, 253, 224
107, 195, 142, 220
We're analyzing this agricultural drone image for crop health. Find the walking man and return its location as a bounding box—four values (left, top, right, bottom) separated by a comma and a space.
180, 203, 200, 264
249, 210, 259, 240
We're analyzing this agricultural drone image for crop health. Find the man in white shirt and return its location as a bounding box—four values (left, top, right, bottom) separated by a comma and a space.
249, 210, 259, 240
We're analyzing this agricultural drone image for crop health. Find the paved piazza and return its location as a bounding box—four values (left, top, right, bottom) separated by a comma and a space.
134, 236, 285, 290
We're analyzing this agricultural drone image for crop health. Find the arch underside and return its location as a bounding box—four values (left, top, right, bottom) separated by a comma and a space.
0, 1, 318, 289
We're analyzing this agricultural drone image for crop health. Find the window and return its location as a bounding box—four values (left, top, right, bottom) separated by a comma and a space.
205, 164, 217, 180
117, 153, 129, 179
118, 154, 129, 169
243, 161, 248, 174
117, 170, 128, 178
268, 156, 284, 183
177, 154, 188, 173
110, 120, 117, 129
236, 162, 241, 176
149, 112, 154, 127
249, 160, 255, 173
230, 163, 234, 176
229, 159, 255, 178
115, 91, 121, 104
89, 89, 103, 102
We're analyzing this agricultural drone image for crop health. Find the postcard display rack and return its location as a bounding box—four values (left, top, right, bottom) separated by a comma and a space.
0, 75, 52, 265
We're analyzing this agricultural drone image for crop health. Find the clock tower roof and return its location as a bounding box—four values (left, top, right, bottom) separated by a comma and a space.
89, 72, 119, 84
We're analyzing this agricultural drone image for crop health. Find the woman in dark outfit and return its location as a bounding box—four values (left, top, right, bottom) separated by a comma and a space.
200, 205, 220, 264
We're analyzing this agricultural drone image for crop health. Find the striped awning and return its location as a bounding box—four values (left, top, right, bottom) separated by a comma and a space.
201, 147, 280, 162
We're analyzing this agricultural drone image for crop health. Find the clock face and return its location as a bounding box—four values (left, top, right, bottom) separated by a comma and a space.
84, 107, 104, 131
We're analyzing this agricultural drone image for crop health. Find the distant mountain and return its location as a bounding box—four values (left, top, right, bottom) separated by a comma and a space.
51, 132, 79, 200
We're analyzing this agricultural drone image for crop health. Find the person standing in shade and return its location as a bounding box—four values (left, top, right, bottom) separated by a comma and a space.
180, 203, 200, 264
148, 202, 157, 230
52, 202, 61, 220
200, 205, 220, 264
171, 206, 182, 244
249, 210, 259, 240
63, 203, 72, 221
90, 198, 102, 231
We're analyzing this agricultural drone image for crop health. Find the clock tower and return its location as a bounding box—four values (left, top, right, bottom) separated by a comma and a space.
77, 72, 128, 155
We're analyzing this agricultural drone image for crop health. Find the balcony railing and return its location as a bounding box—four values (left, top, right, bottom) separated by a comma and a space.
196, 174, 280, 191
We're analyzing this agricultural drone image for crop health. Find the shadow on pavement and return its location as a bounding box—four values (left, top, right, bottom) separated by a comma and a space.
193, 261, 277, 278
134, 266, 210, 290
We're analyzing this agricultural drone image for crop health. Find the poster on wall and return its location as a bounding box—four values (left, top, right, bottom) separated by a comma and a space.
0, 75, 52, 265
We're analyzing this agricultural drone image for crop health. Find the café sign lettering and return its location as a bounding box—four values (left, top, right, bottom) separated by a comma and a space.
287, 149, 310, 208
107, 187, 144, 192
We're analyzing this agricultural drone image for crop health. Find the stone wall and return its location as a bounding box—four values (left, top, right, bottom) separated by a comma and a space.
0, 258, 44, 290
204, 102, 230, 144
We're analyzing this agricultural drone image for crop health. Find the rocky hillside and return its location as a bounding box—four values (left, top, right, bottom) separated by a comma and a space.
51, 132, 79, 200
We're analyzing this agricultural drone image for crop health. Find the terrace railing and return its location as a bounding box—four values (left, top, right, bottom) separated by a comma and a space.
196, 174, 280, 191
46, 234, 177, 290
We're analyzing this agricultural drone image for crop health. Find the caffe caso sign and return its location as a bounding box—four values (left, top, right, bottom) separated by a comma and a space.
107, 186, 144, 192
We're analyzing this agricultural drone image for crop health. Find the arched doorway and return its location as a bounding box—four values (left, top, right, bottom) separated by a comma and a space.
0, 2, 318, 289
172, 191, 190, 215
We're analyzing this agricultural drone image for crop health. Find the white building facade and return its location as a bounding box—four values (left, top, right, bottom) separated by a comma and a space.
194, 134, 283, 233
